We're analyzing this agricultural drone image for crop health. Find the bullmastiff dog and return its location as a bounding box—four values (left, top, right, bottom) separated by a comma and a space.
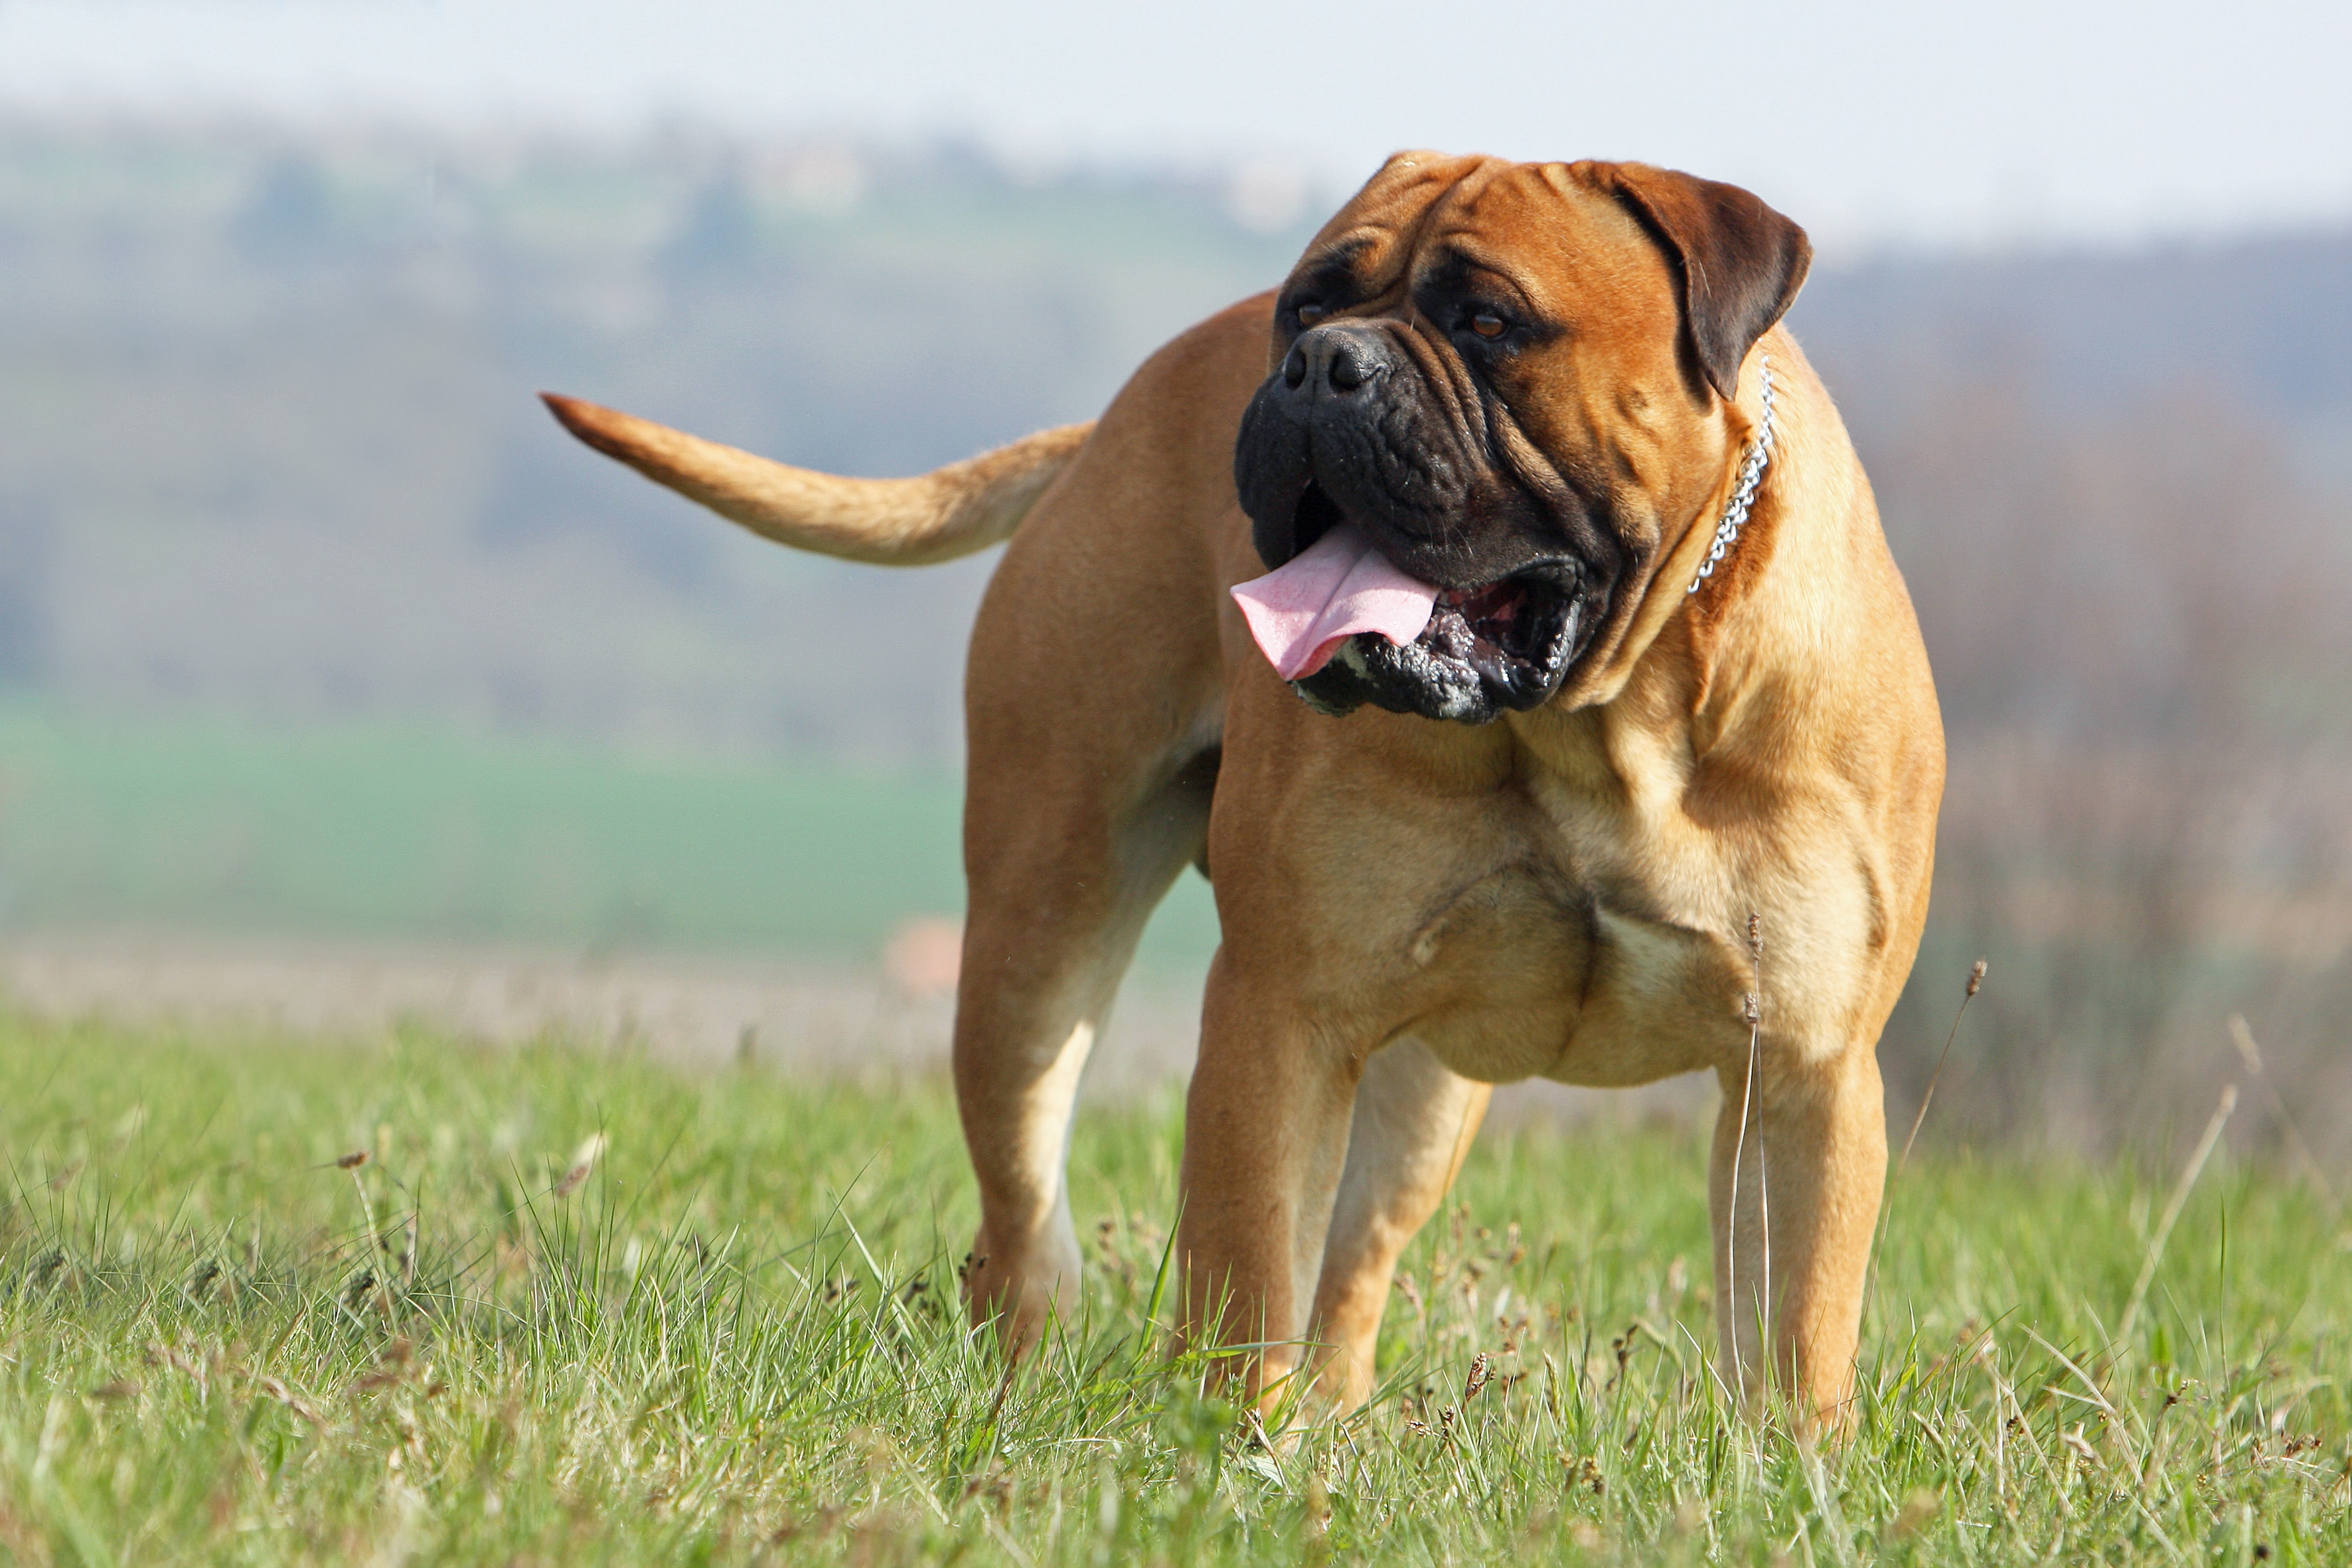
544, 152, 1944, 1429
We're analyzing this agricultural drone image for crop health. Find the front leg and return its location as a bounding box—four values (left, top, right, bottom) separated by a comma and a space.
1306, 1039, 1492, 1411
1709, 1042, 1886, 1432
1175, 949, 1363, 1412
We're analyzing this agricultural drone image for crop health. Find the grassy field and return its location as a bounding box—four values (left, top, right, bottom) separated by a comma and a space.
0, 702, 1222, 966
1, 1010, 2345, 1564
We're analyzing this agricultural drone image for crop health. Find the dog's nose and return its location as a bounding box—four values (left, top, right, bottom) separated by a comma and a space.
1282, 325, 1391, 400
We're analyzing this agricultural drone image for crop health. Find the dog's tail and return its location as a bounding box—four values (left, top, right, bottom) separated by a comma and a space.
540, 393, 1094, 566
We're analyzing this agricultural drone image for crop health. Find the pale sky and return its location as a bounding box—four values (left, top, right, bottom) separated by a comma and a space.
2, 0, 2347, 255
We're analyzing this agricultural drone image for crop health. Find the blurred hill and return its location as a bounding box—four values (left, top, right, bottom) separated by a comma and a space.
1802, 233, 2352, 476
1, 121, 2349, 1148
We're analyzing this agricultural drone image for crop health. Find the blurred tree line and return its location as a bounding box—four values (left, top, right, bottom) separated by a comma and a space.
0, 121, 2347, 1152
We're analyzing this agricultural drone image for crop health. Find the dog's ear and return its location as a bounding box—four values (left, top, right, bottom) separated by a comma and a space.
1585, 162, 1812, 402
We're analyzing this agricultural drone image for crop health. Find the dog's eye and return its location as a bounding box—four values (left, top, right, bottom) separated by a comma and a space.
1294, 302, 1329, 328
1469, 310, 1507, 339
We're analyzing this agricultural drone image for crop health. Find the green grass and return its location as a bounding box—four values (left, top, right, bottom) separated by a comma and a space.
1, 1010, 2345, 1565
0, 702, 1221, 966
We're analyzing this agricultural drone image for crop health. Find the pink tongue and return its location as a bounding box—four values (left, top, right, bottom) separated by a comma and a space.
1229, 522, 1440, 682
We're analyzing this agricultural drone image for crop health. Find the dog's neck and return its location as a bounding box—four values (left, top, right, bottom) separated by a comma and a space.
1531, 341, 1787, 716
1685, 354, 1776, 595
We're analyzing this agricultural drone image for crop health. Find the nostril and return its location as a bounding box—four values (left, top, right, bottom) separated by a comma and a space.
1327, 341, 1366, 392
1283, 346, 1307, 390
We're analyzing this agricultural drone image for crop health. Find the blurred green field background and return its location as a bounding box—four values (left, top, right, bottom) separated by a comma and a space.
0, 701, 1223, 967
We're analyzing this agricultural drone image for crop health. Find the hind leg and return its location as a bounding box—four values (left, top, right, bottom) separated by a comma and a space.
1304, 1039, 1492, 1409
953, 748, 1210, 1352
947, 463, 1227, 1352
930, 291, 1267, 1352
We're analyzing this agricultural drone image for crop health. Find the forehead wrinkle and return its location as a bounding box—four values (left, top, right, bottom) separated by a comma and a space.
1439, 165, 1661, 321
1407, 165, 1506, 254
1297, 232, 1375, 272
1410, 238, 1541, 313
1293, 226, 1401, 305
1343, 159, 1504, 299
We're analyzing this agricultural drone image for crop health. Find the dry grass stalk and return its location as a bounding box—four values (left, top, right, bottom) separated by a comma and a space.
1895, 959, 1987, 1182
2228, 1014, 2337, 1212
339, 1154, 393, 1314
256, 1375, 323, 1427
552, 1132, 608, 1199
349, 1339, 416, 1395
1864, 960, 1988, 1328
1725, 914, 1769, 1381
2117, 1082, 2238, 1344
1463, 1352, 1493, 1403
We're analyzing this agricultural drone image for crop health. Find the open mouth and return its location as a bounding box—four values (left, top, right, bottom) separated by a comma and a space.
1340, 556, 1582, 722
1231, 480, 1592, 724
1419, 573, 1578, 695
1291, 479, 1587, 715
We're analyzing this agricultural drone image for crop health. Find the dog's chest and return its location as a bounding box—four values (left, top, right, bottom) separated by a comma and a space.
1389, 777, 1743, 1088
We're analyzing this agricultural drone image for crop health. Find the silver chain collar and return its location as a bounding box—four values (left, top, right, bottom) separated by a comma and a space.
1686, 353, 1776, 594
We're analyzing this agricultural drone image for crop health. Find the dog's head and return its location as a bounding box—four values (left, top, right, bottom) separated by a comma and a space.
1233, 153, 1810, 723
